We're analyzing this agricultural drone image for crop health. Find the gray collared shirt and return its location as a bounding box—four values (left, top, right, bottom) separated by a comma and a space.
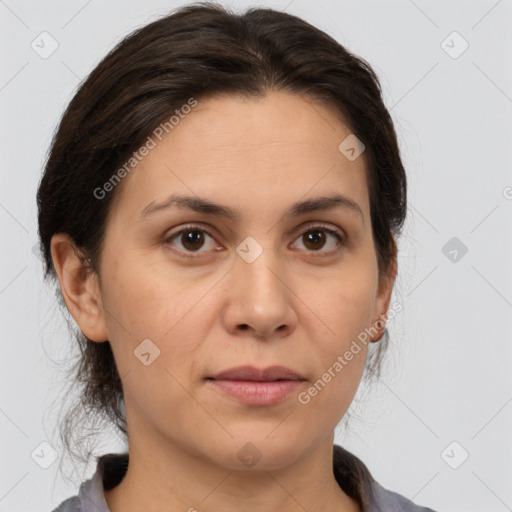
51, 448, 437, 512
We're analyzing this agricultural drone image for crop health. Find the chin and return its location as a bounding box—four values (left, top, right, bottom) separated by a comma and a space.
203, 430, 315, 472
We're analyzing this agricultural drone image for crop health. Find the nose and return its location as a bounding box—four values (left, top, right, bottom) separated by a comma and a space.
221, 245, 298, 340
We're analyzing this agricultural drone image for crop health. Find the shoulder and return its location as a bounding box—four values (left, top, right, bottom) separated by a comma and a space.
51, 495, 81, 512
50, 476, 104, 512
332, 444, 438, 512
369, 480, 437, 512
50, 453, 128, 512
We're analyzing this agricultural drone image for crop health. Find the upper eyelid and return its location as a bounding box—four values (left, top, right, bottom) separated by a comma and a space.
166, 221, 344, 238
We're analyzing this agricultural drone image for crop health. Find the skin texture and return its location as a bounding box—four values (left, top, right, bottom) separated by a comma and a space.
51, 91, 397, 512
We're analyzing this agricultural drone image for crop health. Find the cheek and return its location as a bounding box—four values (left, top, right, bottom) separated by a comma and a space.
291, 273, 375, 426
98, 259, 212, 380
314, 271, 377, 345
99, 264, 210, 430
303, 272, 375, 398
102, 255, 198, 335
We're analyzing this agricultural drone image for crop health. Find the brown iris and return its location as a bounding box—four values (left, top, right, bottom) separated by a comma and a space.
303, 229, 327, 251
181, 230, 206, 251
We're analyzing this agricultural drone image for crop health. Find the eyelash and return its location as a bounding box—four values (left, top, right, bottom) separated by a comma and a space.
163, 223, 345, 258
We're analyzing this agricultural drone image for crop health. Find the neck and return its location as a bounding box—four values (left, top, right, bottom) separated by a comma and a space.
104, 434, 360, 512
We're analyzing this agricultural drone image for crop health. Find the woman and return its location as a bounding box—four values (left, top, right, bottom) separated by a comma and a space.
37, 2, 436, 511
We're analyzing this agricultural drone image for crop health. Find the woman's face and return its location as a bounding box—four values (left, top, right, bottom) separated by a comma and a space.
81, 91, 395, 469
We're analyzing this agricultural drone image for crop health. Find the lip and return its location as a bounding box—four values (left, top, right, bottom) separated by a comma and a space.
209, 365, 305, 382
206, 365, 306, 406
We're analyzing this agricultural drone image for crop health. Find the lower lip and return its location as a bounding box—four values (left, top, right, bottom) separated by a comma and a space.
207, 379, 304, 405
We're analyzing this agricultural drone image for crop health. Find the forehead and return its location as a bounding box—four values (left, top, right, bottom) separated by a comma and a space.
109, 91, 370, 221
173, 91, 354, 150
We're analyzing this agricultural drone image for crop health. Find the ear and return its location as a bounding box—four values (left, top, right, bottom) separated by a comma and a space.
50, 233, 109, 342
369, 242, 398, 343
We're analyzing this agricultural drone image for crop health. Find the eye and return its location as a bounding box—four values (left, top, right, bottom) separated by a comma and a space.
163, 223, 345, 257
291, 224, 344, 254
164, 225, 219, 257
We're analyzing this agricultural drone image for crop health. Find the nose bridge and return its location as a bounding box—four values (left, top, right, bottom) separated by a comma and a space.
224, 235, 296, 337
234, 235, 285, 302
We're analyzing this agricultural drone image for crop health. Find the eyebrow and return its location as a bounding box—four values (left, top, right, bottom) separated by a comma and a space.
137, 193, 364, 224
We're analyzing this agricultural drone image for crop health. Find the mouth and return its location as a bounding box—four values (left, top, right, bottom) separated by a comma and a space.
206, 365, 306, 405
207, 365, 306, 382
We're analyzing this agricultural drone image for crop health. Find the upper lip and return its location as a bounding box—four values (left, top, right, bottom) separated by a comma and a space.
209, 365, 305, 381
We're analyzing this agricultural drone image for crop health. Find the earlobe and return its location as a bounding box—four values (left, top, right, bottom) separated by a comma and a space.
370, 252, 398, 343
50, 233, 109, 342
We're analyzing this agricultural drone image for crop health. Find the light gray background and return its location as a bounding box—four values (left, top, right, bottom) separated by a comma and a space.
1, 0, 511, 511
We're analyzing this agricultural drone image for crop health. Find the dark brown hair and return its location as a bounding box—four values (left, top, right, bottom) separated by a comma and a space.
36, 2, 406, 508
